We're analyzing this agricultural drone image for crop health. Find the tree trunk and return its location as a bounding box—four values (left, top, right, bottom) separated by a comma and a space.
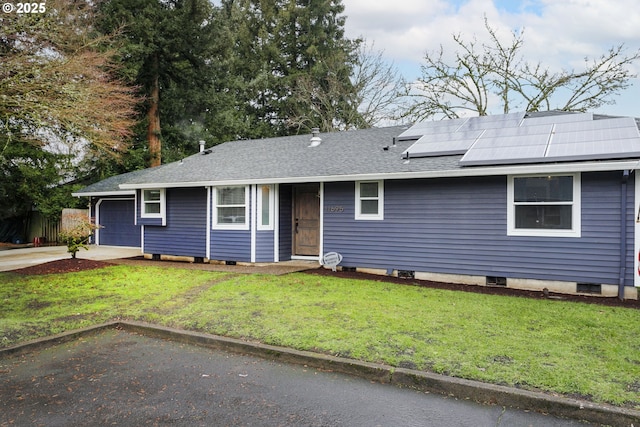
147, 56, 161, 167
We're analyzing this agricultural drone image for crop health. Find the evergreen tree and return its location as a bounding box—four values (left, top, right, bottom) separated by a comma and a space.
219, 0, 363, 136
97, 0, 219, 166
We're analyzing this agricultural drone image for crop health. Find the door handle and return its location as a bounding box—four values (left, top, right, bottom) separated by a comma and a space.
295, 218, 299, 234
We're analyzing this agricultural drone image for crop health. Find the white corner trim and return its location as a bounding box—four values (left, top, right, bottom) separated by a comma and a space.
319, 182, 324, 258
95, 199, 102, 246
635, 171, 640, 287
206, 186, 211, 261
251, 184, 257, 263
274, 184, 280, 263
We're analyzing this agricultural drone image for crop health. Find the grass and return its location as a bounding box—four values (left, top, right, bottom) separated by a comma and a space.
1, 265, 639, 408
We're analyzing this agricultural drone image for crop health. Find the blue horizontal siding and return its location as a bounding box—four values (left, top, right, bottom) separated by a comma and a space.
144, 188, 207, 257
209, 186, 252, 262
323, 172, 634, 286
211, 230, 251, 262
256, 231, 274, 262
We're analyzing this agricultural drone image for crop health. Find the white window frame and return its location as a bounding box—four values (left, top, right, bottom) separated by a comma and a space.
213, 185, 250, 230
257, 184, 275, 230
141, 189, 166, 221
355, 180, 384, 220
507, 173, 581, 238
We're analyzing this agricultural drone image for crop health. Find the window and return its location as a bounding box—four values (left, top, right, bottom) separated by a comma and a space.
141, 189, 165, 219
355, 181, 384, 220
214, 186, 249, 229
507, 174, 581, 237
257, 185, 274, 230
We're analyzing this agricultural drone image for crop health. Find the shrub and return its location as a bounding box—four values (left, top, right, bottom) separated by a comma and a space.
58, 213, 101, 258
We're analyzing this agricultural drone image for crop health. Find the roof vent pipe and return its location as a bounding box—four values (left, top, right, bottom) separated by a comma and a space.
199, 140, 206, 153
309, 128, 322, 147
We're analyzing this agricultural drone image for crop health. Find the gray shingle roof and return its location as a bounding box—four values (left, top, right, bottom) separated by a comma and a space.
117, 125, 463, 188
73, 169, 151, 195
74, 113, 640, 195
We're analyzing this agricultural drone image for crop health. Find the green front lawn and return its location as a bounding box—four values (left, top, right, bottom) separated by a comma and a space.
1, 265, 639, 408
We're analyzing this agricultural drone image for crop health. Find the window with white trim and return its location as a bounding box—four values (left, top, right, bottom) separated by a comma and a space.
214, 186, 249, 229
507, 174, 581, 237
141, 189, 165, 219
257, 184, 274, 230
355, 181, 384, 220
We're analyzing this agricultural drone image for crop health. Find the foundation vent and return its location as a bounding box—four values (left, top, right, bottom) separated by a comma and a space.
576, 283, 602, 294
487, 276, 507, 286
397, 270, 415, 279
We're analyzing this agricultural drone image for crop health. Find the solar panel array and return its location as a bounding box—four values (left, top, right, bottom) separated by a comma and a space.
400, 112, 640, 166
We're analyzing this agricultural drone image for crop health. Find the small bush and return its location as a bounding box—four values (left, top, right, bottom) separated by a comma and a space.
58, 213, 101, 258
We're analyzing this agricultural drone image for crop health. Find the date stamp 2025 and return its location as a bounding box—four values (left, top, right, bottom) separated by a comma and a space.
3, 2, 46, 14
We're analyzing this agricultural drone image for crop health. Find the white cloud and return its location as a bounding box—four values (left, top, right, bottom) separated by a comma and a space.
342, 0, 640, 116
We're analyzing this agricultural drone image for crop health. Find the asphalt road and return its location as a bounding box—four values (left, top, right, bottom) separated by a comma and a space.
0, 329, 595, 426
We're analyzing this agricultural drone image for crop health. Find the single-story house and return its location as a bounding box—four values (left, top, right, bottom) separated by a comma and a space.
74, 111, 640, 299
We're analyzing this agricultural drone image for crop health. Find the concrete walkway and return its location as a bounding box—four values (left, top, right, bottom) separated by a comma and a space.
0, 245, 141, 272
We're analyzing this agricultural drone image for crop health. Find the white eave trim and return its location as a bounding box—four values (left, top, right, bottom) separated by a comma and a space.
118, 159, 640, 189
72, 190, 136, 197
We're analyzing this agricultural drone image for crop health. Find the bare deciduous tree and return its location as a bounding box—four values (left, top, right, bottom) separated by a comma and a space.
351, 41, 408, 127
0, 0, 139, 158
407, 17, 640, 120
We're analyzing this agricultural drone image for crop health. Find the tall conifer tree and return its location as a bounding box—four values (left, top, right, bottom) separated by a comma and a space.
219, 0, 363, 135
97, 0, 218, 166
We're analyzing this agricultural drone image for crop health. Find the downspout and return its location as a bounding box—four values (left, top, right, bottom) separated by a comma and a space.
619, 170, 630, 300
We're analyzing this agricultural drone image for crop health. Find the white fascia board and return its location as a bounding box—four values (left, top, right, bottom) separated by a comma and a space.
118, 159, 640, 189
120, 181, 213, 190
72, 190, 136, 197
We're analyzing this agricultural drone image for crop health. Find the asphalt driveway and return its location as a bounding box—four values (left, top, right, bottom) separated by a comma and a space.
0, 327, 597, 427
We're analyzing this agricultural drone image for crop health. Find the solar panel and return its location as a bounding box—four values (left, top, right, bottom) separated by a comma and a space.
521, 112, 593, 126
457, 112, 525, 132
459, 116, 640, 166
458, 144, 548, 165
478, 123, 554, 141
459, 123, 552, 165
545, 117, 640, 161
397, 117, 469, 141
395, 112, 640, 166
402, 130, 483, 157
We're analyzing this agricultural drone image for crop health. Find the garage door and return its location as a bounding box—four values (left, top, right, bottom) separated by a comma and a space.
97, 199, 141, 247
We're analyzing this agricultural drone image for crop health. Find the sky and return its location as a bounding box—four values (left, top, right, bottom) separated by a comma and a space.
340, 0, 640, 117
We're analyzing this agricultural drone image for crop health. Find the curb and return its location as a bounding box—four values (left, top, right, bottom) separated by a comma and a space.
2, 321, 639, 426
